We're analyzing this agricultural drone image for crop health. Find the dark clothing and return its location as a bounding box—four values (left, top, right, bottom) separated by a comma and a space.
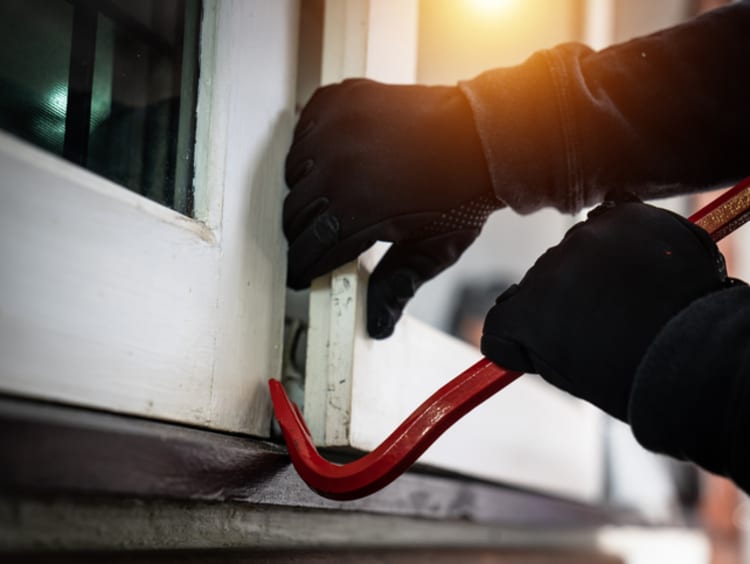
630, 285, 750, 494
460, 1, 750, 214
463, 3, 750, 493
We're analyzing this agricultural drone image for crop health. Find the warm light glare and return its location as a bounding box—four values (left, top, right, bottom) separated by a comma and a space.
470, 0, 516, 14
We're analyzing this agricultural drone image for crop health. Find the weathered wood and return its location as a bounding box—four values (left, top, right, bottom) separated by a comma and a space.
304, 0, 422, 447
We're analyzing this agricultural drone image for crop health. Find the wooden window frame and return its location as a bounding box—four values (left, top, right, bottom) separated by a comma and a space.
0, 0, 297, 436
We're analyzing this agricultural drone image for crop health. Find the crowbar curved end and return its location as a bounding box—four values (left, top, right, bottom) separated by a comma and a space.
269, 359, 522, 500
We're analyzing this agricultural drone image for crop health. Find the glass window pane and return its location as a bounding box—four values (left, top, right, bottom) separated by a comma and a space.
0, 0, 201, 216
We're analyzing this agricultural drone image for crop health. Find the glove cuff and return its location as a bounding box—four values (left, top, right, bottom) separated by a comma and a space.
629, 284, 750, 489
459, 44, 593, 215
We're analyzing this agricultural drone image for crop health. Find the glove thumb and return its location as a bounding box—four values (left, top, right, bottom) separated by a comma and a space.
479, 284, 538, 373
367, 230, 478, 339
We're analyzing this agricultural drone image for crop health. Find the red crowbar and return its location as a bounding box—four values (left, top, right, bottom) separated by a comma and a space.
689, 175, 750, 241
271, 358, 522, 500
270, 176, 750, 501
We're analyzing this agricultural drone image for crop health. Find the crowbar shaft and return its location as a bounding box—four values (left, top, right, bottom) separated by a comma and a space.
270, 175, 750, 501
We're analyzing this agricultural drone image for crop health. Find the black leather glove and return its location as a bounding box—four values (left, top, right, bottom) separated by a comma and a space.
284, 79, 502, 339
480, 197, 732, 421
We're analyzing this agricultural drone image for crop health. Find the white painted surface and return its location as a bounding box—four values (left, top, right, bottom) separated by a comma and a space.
0, 0, 298, 435
584, 0, 616, 50
0, 136, 219, 425
741, 496, 750, 564
200, 0, 297, 432
304, 0, 371, 446
304, 0, 603, 501
365, 0, 419, 84
350, 315, 604, 501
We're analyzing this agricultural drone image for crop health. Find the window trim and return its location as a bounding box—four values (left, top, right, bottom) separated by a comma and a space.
0, 0, 296, 436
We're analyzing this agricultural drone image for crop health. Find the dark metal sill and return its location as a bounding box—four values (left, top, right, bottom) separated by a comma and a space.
0, 395, 636, 529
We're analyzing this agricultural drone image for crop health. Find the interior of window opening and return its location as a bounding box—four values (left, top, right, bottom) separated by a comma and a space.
0, 0, 201, 216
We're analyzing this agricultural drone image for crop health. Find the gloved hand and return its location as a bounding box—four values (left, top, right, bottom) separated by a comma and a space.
481, 196, 733, 421
284, 79, 502, 339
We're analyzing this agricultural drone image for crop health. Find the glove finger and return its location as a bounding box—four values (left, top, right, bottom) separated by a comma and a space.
291, 82, 341, 138
481, 313, 580, 396
294, 80, 359, 125
283, 190, 328, 242
287, 210, 340, 290
479, 332, 535, 375
285, 153, 315, 188
367, 230, 478, 339
480, 285, 536, 373
481, 273, 588, 401
285, 128, 320, 188
291, 114, 316, 144
287, 212, 378, 290
282, 165, 330, 241
287, 79, 367, 166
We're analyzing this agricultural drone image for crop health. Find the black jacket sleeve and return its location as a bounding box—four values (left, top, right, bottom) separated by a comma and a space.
628, 285, 750, 494
459, 1, 750, 214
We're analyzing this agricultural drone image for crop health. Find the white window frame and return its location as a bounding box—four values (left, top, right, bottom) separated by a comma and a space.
0, 0, 298, 436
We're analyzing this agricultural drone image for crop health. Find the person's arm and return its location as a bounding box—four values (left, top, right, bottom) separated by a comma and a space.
630, 285, 750, 493
479, 196, 750, 494
284, 2, 750, 339
461, 1, 750, 214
